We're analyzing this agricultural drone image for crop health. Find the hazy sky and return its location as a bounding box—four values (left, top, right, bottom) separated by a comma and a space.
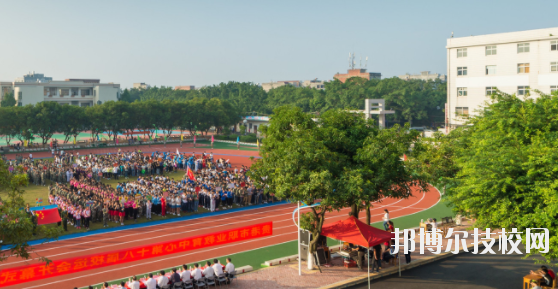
1, 0, 556, 88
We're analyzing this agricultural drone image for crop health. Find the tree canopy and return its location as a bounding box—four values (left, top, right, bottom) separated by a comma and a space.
415, 91, 558, 262
249, 106, 429, 252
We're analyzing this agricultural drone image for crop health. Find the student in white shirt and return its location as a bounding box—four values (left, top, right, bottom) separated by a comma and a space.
180, 264, 191, 282
157, 270, 169, 288
203, 261, 214, 278
212, 259, 224, 276
128, 276, 140, 289
225, 257, 235, 279
192, 263, 203, 281
144, 273, 156, 289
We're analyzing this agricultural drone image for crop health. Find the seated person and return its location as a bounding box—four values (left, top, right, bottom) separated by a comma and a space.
170, 268, 181, 284
530, 279, 543, 289
213, 259, 224, 276
225, 258, 235, 280
180, 264, 192, 282
144, 273, 156, 289
128, 276, 140, 289
157, 270, 169, 289
203, 261, 215, 278
530, 268, 553, 287
541, 266, 555, 281
192, 263, 203, 281
382, 240, 397, 263
117, 281, 126, 289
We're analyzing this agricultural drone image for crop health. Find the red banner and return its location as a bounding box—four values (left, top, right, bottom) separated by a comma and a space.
0, 222, 272, 287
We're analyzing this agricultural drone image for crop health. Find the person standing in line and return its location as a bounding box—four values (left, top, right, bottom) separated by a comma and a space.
382, 209, 390, 230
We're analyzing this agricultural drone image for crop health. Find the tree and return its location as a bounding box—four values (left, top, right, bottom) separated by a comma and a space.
436, 91, 558, 262
59, 105, 89, 144
85, 105, 106, 143
1, 92, 16, 107
100, 101, 131, 144
0, 159, 62, 263
0, 107, 17, 146
30, 102, 62, 145
249, 106, 427, 253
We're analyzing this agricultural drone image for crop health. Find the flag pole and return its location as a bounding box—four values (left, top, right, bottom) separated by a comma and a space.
368, 248, 370, 289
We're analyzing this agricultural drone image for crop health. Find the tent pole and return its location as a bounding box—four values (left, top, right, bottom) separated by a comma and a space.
298, 201, 301, 276
368, 248, 370, 289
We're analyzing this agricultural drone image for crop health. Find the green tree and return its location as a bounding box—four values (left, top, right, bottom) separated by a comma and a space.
438, 91, 558, 262
249, 106, 426, 252
30, 102, 63, 145
0, 107, 17, 146
0, 92, 16, 107
0, 159, 62, 263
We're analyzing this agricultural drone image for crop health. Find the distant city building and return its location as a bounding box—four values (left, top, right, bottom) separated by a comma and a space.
175, 85, 195, 91
15, 72, 52, 83
334, 69, 381, 83
3, 73, 121, 107
261, 81, 301, 92
399, 71, 447, 82
0, 82, 13, 103
446, 27, 558, 129
133, 82, 151, 89
302, 79, 326, 90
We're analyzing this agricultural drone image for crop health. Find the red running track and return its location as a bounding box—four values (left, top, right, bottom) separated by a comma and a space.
1, 186, 440, 289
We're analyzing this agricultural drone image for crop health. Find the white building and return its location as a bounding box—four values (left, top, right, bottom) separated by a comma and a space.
15, 71, 52, 83
399, 71, 446, 82
446, 27, 558, 128
133, 82, 151, 89
8, 74, 120, 107
302, 79, 326, 89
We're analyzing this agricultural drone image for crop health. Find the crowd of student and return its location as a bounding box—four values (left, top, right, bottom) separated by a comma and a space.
46, 149, 273, 230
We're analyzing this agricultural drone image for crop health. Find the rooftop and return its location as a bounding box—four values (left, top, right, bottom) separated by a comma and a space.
447, 26, 558, 48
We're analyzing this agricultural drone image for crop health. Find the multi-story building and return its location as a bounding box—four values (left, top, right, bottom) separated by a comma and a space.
175, 85, 195, 91
3, 73, 121, 107
399, 71, 447, 82
261, 81, 301, 92
133, 82, 151, 89
302, 79, 326, 89
446, 27, 558, 128
333, 68, 381, 83
15, 72, 52, 83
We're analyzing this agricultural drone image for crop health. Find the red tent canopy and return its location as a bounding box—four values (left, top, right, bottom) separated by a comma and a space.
321, 216, 393, 248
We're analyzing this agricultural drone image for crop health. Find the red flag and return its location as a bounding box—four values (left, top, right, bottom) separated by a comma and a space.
186, 167, 195, 181
34, 208, 61, 225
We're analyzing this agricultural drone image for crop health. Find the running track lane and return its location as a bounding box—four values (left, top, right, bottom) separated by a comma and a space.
1, 186, 440, 289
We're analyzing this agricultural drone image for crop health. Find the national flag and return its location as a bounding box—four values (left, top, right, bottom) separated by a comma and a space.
176, 148, 179, 155
181, 134, 184, 141
164, 135, 167, 141
194, 135, 196, 143
150, 135, 152, 141
257, 139, 259, 147
186, 167, 195, 181
137, 135, 141, 141
73, 137, 76, 145
30, 205, 61, 225
211, 135, 214, 143
236, 136, 239, 144
116, 138, 119, 144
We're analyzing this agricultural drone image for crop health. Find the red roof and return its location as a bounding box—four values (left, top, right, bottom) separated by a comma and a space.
321, 216, 393, 248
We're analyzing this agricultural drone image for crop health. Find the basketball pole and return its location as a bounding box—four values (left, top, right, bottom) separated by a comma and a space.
298, 201, 301, 276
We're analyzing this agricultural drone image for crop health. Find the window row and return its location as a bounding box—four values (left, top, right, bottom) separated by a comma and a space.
456, 86, 535, 96
457, 41, 558, 58
457, 62, 558, 76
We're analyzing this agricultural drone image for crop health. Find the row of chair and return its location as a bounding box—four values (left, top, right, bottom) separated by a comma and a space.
162, 271, 236, 289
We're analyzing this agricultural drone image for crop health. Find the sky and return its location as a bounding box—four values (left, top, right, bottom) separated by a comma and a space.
1, 0, 556, 89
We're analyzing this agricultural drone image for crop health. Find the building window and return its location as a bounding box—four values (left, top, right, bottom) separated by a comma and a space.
517, 43, 530, 53
551, 62, 558, 72
550, 85, 557, 93
457, 87, 467, 96
18, 92, 22, 99
81, 89, 90, 97
71, 88, 79, 97
552, 40, 557, 51
457, 48, 467, 58
486, 87, 497, 96
486, 45, 497, 55
455, 107, 469, 116
518, 86, 530, 96
60, 89, 69, 97
517, 63, 530, 73
486, 65, 496, 75
457, 67, 467, 76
